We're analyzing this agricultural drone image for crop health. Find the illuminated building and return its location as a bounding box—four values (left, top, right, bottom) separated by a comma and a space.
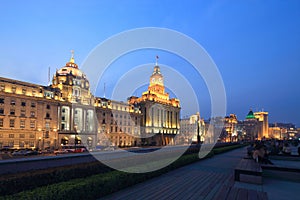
179, 112, 205, 144
0, 51, 142, 149
254, 111, 269, 139
128, 58, 180, 146
243, 110, 259, 140
51, 51, 97, 148
269, 123, 297, 140
224, 114, 238, 142
95, 98, 141, 147
0, 77, 61, 149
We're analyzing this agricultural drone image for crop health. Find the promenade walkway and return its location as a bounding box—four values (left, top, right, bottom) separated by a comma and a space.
102, 147, 270, 200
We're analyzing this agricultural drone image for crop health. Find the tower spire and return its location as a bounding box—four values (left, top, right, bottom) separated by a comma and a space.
155, 55, 159, 66
70, 50, 75, 63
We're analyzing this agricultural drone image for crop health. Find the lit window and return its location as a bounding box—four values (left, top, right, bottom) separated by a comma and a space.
9, 119, 15, 128
20, 120, 25, 128
20, 110, 26, 117
0, 84, 5, 91
30, 120, 35, 128
11, 86, 16, 93
10, 99, 16, 106
30, 111, 35, 117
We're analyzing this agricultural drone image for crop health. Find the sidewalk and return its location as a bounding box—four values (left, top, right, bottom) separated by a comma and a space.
101, 146, 300, 200
101, 147, 267, 200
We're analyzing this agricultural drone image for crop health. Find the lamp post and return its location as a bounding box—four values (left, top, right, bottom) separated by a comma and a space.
197, 113, 200, 145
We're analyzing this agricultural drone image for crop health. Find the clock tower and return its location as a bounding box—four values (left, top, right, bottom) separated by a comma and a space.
128, 56, 180, 146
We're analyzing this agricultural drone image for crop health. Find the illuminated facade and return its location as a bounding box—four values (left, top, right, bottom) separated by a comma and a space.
179, 112, 205, 144
224, 114, 238, 142
51, 52, 97, 148
0, 77, 62, 149
243, 110, 259, 140
254, 111, 269, 139
128, 60, 180, 146
95, 98, 142, 147
0, 52, 142, 149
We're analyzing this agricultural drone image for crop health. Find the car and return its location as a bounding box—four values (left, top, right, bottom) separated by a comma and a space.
25, 150, 39, 156
12, 150, 27, 156
54, 149, 69, 155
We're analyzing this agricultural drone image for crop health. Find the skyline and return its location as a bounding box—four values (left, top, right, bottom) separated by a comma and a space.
0, 1, 299, 126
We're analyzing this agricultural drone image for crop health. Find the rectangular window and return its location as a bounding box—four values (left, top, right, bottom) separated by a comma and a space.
11, 99, 16, 106
45, 122, 50, 130
19, 134, 25, 138
20, 120, 25, 128
62, 116, 65, 121
0, 98, 4, 104
20, 109, 26, 117
21, 101, 26, 107
30, 111, 35, 117
0, 108, 4, 115
30, 133, 35, 138
10, 109, 15, 115
19, 141, 25, 148
0, 84, 5, 91
9, 133, 14, 138
61, 123, 65, 130
29, 141, 34, 147
0, 119, 3, 127
11, 86, 16, 93
30, 120, 35, 128
0, 133, 3, 138
46, 104, 50, 109
31, 102, 36, 108
9, 119, 15, 128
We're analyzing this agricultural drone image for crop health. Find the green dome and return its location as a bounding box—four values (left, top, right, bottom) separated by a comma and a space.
246, 110, 255, 119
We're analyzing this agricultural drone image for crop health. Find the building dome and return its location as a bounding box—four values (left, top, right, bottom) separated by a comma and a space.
52, 51, 92, 105
246, 110, 255, 119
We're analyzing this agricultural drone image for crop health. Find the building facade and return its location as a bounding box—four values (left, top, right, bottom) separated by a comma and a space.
128, 61, 180, 146
95, 97, 142, 147
179, 112, 205, 144
0, 52, 143, 150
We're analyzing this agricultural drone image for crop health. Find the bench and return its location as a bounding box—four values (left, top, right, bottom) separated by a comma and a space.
234, 158, 263, 184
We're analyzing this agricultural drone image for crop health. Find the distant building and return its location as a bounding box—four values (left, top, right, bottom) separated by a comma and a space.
269, 123, 297, 140
128, 59, 180, 146
179, 112, 205, 144
224, 114, 238, 142
254, 111, 269, 139
243, 110, 259, 140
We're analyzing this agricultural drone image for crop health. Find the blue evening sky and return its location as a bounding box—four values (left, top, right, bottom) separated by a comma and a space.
0, 1, 299, 126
